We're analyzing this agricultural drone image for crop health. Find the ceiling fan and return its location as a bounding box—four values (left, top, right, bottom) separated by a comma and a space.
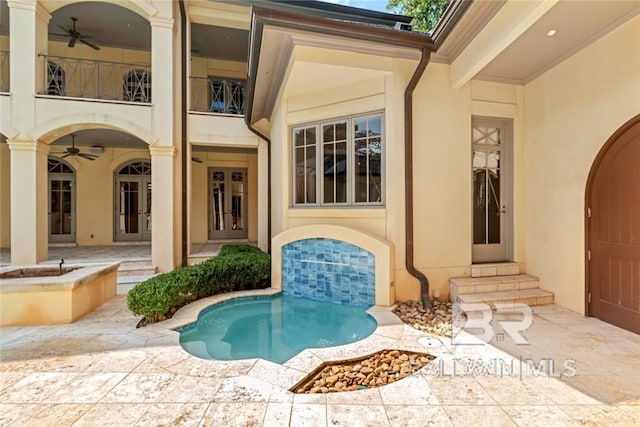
52, 134, 99, 161
53, 17, 100, 51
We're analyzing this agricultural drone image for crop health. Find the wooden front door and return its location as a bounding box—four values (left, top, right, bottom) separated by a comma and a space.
587, 115, 640, 334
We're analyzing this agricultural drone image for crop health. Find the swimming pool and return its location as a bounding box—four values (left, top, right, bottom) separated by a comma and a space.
178, 294, 377, 364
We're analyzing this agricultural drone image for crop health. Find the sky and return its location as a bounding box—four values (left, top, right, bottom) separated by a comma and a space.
318, 0, 397, 14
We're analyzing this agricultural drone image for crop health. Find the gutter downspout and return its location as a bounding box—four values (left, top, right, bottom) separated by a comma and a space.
245, 124, 272, 254
178, 0, 188, 267
405, 46, 432, 308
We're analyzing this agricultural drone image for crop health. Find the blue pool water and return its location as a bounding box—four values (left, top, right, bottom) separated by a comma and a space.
178, 294, 377, 364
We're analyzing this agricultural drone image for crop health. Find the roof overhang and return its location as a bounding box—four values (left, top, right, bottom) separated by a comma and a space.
246, 6, 434, 127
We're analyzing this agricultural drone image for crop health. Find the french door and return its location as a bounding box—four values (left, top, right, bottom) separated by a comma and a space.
472, 118, 510, 263
115, 177, 151, 241
48, 162, 76, 243
209, 168, 248, 240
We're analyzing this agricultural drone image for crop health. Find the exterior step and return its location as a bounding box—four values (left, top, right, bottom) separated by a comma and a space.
187, 255, 215, 266
117, 264, 157, 277
117, 273, 158, 285
119, 259, 153, 267
457, 288, 554, 308
470, 262, 521, 278
450, 274, 539, 301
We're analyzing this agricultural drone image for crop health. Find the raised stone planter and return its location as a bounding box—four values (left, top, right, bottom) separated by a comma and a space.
0, 262, 119, 326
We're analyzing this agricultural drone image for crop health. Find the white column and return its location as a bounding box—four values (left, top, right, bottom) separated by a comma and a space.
8, 139, 49, 264
257, 139, 269, 252
8, 0, 50, 132
150, 145, 177, 272
149, 14, 180, 271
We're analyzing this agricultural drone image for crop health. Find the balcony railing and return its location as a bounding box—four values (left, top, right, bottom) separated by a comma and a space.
0, 51, 9, 93
190, 77, 246, 115
40, 55, 151, 103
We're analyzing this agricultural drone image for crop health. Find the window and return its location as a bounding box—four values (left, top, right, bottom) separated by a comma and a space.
208, 77, 246, 115
47, 61, 65, 96
292, 113, 384, 206
123, 70, 151, 103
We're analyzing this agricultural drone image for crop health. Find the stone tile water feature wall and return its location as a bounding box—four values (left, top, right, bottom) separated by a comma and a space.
281, 238, 375, 307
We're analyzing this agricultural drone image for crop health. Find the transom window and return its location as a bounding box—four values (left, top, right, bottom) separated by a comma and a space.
292, 113, 383, 206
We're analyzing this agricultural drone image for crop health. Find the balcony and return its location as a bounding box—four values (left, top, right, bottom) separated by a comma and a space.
0, 51, 8, 93
190, 77, 246, 116
40, 55, 151, 104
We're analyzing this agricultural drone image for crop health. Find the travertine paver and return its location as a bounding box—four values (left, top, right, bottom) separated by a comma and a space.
1, 285, 639, 426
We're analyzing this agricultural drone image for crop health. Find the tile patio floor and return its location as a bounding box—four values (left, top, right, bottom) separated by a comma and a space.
1, 286, 639, 426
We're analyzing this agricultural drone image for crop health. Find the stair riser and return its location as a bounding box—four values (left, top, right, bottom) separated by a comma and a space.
459, 295, 554, 309
118, 268, 156, 277
119, 260, 153, 267
470, 263, 521, 278
451, 280, 539, 300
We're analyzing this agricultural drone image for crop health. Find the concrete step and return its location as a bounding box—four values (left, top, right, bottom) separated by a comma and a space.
119, 259, 153, 267
187, 255, 215, 266
117, 264, 157, 277
470, 262, 521, 278
457, 288, 554, 308
450, 274, 539, 301
117, 273, 158, 285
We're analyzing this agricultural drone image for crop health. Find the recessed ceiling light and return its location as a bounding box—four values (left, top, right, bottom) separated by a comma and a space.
546, 29, 557, 37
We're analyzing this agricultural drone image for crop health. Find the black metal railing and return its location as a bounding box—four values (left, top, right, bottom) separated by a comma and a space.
190, 77, 245, 115
41, 55, 151, 103
0, 51, 9, 92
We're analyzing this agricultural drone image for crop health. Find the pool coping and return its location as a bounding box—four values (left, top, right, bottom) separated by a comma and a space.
144, 288, 449, 394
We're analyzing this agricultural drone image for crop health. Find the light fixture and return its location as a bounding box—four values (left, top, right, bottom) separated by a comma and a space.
546, 29, 557, 37
89, 146, 104, 154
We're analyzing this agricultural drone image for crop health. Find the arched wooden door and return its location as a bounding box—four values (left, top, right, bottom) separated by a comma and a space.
586, 114, 640, 334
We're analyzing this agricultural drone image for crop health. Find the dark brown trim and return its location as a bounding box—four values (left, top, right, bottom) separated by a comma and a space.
584, 113, 640, 315
179, 0, 188, 267
405, 47, 432, 308
245, 124, 272, 254
430, 0, 473, 50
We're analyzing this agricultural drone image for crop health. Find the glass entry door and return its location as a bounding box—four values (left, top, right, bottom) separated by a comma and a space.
115, 177, 151, 241
472, 119, 509, 263
48, 159, 75, 243
209, 168, 248, 240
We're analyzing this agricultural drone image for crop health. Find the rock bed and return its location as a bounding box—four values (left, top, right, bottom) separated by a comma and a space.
393, 299, 455, 337
292, 350, 434, 394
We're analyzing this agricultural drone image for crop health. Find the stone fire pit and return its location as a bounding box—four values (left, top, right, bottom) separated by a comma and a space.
0, 262, 119, 326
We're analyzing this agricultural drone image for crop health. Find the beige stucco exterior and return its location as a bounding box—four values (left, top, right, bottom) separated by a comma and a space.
2, 0, 639, 317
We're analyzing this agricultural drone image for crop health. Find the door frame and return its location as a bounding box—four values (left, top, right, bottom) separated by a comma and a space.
114, 160, 152, 242
585, 113, 640, 319
471, 116, 514, 263
208, 167, 248, 240
48, 159, 76, 244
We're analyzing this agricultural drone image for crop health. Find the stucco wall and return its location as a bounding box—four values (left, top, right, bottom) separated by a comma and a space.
522, 14, 640, 314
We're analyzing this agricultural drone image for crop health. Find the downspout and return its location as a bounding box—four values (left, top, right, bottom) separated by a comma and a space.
245, 125, 272, 254
178, 0, 188, 266
405, 47, 432, 308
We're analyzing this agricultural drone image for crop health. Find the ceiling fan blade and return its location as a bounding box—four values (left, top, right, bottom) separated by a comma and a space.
191, 157, 203, 163
68, 37, 77, 48
79, 38, 100, 51
57, 25, 71, 35
78, 153, 97, 160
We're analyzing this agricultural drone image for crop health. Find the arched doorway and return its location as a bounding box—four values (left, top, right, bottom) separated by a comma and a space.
48, 158, 76, 244
115, 160, 151, 242
586, 114, 640, 334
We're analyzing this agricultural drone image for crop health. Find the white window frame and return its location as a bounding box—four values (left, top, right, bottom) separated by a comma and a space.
291, 111, 385, 207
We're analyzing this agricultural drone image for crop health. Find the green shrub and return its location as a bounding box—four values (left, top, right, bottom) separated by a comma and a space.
127, 244, 270, 324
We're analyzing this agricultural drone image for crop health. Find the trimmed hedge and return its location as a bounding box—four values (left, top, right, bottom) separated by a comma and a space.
127, 244, 270, 324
